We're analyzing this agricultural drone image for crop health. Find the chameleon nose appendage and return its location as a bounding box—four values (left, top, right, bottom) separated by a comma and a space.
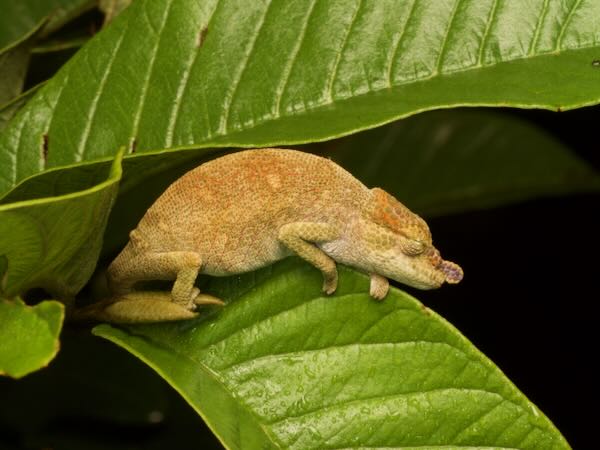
438, 260, 463, 284
425, 248, 463, 285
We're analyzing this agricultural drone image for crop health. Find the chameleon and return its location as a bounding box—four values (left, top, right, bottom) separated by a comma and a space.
96, 148, 463, 322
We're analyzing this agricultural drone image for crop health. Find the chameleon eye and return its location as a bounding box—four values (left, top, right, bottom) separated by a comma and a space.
399, 237, 426, 256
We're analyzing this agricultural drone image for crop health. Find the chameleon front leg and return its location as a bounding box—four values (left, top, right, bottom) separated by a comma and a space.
278, 222, 340, 295
369, 273, 389, 300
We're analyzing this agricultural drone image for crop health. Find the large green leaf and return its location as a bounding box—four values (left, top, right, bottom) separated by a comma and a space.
3, 0, 600, 194
95, 259, 570, 450
320, 109, 600, 217
0, 298, 63, 378
0, 150, 122, 299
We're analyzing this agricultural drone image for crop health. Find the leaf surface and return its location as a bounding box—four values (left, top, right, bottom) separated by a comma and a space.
0, 150, 122, 299
3, 0, 600, 194
95, 259, 570, 450
0, 298, 63, 378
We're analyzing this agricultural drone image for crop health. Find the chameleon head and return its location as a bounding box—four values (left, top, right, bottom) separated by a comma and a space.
355, 188, 463, 289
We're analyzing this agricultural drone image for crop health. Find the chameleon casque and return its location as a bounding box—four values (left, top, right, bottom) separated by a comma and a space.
100, 148, 463, 322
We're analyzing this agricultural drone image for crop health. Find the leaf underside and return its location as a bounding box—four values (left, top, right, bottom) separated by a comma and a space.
95, 260, 570, 450
2, 0, 600, 194
0, 150, 122, 299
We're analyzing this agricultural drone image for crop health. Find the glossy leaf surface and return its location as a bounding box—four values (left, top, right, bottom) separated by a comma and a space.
3, 0, 600, 194
96, 260, 570, 450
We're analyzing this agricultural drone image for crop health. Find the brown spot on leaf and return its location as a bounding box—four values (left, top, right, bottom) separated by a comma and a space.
197, 26, 208, 48
42, 134, 49, 163
592, 60, 600, 67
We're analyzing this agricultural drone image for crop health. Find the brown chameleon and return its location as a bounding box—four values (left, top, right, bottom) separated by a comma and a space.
98, 148, 462, 322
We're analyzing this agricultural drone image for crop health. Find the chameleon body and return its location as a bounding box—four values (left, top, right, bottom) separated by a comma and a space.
103, 149, 462, 322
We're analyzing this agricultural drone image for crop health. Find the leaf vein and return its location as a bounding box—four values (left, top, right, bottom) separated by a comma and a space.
273, 0, 318, 117
74, 32, 126, 161
528, 0, 549, 55
128, 0, 175, 151
269, 387, 506, 425
556, 0, 583, 51
220, 0, 273, 134
476, 0, 500, 66
326, 0, 362, 102
164, 0, 221, 147
219, 340, 469, 373
435, 0, 462, 74
386, 0, 418, 87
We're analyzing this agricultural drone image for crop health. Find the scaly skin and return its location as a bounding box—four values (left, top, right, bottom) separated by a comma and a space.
100, 148, 463, 323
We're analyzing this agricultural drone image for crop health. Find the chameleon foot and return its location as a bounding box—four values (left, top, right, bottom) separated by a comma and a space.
322, 271, 338, 295
369, 273, 389, 300
73, 291, 198, 324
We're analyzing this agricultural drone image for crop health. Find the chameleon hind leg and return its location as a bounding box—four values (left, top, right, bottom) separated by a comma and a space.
102, 251, 223, 323
278, 222, 340, 295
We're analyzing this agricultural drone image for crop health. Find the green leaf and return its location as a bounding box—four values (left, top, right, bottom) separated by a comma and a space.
321, 109, 600, 217
3, 0, 600, 194
0, 149, 123, 299
0, 298, 64, 378
95, 259, 570, 450
0, 41, 32, 105
0, 0, 93, 52
0, 83, 42, 131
